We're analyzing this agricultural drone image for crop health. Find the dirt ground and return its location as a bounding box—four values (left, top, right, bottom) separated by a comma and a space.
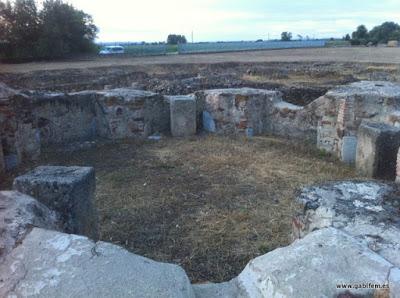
1, 48, 400, 109
1, 47, 400, 73
1, 135, 357, 282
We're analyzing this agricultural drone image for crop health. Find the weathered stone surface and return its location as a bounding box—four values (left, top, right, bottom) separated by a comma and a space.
0, 85, 40, 170
397, 147, 400, 183
13, 166, 99, 240
95, 88, 170, 138
270, 101, 315, 140
32, 91, 97, 145
193, 280, 239, 298
341, 135, 358, 164
197, 88, 281, 135
315, 81, 400, 160
0, 82, 16, 97
356, 121, 400, 179
202, 111, 216, 133
292, 181, 400, 268
0, 191, 59, 262
168, 95, 196, 137
0, 85, 173, 170
237, 228, 397, 298
0, 228, 195, 298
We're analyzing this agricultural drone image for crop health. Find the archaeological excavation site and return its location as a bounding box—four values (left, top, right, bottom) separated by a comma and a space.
1, 61, 400, 297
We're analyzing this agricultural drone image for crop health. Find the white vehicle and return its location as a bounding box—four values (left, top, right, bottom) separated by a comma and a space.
99, 46, 125, 55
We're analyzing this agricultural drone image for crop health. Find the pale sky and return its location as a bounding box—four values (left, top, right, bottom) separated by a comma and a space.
67, 0, 400, 42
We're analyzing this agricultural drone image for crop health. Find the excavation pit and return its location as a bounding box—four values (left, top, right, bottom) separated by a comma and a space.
1, 135, 356, 283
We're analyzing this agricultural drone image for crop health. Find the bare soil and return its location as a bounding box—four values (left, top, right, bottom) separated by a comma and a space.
1, 135, 357, 282
1, 49, 400, 107
1, 47, 400, 73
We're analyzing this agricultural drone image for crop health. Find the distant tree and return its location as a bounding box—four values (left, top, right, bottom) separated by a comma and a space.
352, 25, 368, 40
0, 0, 98, 60
167, 34, 187, 45
369, 22, 400, 44
297, 34, 303, 41
351, 25, 369, 45
344, 34, 351, 41
281, 32, 292, 41
350, 22, 400, 46
0, 0, 40, 59
36, 0, 98, 59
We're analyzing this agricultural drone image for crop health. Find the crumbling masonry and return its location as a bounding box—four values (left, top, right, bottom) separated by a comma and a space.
1, 80, 400, 297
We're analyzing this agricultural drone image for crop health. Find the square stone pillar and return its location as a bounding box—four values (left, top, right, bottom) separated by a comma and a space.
356, 122, 400, 180
13, 166, 99, 240
168, 95, 196, 137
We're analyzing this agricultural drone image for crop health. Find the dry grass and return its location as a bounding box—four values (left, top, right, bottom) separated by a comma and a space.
0, 135, 357, 282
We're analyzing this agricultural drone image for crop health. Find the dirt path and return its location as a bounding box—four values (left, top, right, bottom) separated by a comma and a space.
1, 47, 400, 73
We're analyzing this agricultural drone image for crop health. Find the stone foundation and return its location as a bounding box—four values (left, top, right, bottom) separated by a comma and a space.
2, 80, 400, 179
315, 81, 400, 163
292, 181, 400, 266
0, 86, 170, 170
95, 89, 169, 139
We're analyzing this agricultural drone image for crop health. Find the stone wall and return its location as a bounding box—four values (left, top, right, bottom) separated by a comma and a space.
195, 89, 307, 139
32, 92, 98, 145
315, 81, 400, 162
356, 122, 400, 179
2, 81, 400, 178
197, 88, 283, 136
0, 86, 170, 170
0, 85, 40, 170
94, 89, 169, 139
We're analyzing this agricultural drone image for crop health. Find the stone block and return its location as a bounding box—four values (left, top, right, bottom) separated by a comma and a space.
13, 166, 99, 240
356, 121, 400, 179
0, 228, 195, 298
237, 228, 396, 298
317, 116, 337, 153
193, 280, 239, 298
341, 136, 358, 164
168, 95, 196, 137
0, 191, 59, 262
292, 181, 400, 267
202, 111, 216, 133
